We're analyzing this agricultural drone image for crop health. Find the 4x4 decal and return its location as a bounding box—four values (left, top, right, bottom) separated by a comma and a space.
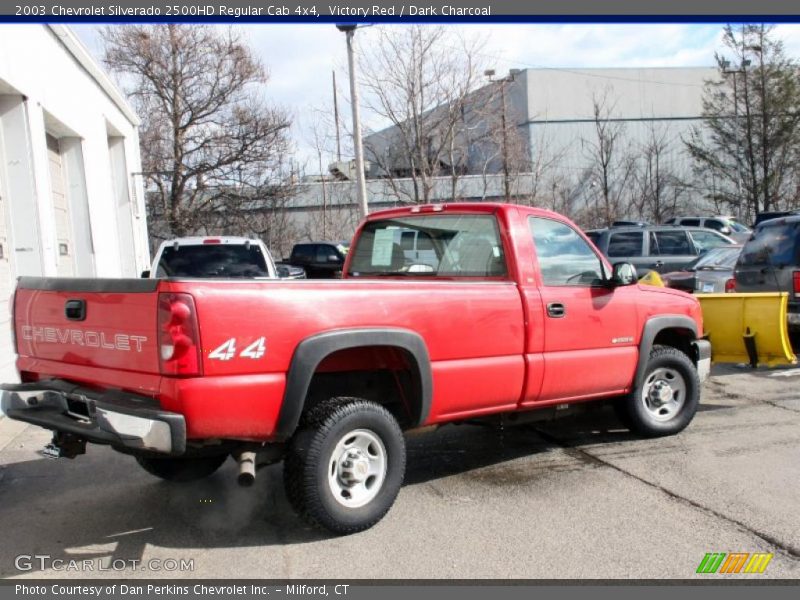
208, 338, 266, 360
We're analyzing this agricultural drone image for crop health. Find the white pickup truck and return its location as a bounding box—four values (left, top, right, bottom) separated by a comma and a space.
144, 236, 304, 279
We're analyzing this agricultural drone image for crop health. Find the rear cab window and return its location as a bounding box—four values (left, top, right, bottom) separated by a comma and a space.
156, 244, 270, 278
348, 214, 507, 277
739, 222, 800, 267
291, 244, 315, 262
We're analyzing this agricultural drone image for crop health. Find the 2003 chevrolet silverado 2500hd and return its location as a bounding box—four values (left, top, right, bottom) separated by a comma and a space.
1, 203, 711, 534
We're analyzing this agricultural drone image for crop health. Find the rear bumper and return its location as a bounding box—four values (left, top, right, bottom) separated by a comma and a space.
0, 380, 185, 455
692, 339, 712, 383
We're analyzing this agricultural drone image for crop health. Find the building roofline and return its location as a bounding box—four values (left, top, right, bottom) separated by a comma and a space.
47, 24, 140, 127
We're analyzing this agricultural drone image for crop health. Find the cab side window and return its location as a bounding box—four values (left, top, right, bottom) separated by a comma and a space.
530, 217, 604, 286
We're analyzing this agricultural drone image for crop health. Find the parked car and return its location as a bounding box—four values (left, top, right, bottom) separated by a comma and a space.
275, 264, 307, 280
661, 245, 742, 294
590, 225, 736, 277
734, 215, 800, 332
665, 216, 751, 243
2, 203, 710, 534
284, 241, 349, 278
145, 236, 281, 279
753, 210, 800, 227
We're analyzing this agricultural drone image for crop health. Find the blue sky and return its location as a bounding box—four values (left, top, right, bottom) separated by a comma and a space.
72, 23, 800, 168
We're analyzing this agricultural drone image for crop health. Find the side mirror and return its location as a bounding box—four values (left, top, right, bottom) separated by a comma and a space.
610, 262, 637, 286
327, 254, 341, 263
140, 270, 151, 278
276, 266, 290, 278
720, 227, 731, 235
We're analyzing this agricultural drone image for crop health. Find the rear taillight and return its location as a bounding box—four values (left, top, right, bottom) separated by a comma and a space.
203, 238, 221, 244
725, 278, 736, 293
9, 288, 17, 351
794, 271, 800, 298
158, 292, 202, 376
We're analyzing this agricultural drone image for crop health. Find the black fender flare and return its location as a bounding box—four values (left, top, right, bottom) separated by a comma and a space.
274, 328, 433, 440
634, 315, 699, 391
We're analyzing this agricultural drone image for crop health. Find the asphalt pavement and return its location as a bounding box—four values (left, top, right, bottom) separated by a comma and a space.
0, 363, 798, 579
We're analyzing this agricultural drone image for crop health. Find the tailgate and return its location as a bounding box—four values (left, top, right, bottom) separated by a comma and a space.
14, 277, 161, 375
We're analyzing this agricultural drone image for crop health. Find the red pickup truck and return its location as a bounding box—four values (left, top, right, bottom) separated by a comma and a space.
2, 203, 710, 534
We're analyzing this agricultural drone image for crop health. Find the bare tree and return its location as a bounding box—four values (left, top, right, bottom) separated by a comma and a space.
581, 91, 637, 227
631, 122, 689, 223
686, 24, 800, 222
102, 25, 293, 243
360, 26, 486, 204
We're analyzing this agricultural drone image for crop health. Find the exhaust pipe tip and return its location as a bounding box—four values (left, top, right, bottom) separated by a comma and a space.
237, 472, 255, 487
236, 451, 257, 487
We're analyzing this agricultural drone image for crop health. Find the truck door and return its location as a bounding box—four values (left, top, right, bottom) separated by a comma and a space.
528, 216, 640, 403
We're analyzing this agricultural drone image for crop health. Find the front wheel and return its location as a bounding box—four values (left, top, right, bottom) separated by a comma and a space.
615, 345, 700, 437
135, 454, 228, 482
283, 398, 406, 535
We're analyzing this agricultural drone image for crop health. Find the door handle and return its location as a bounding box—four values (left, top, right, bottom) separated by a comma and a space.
546, 302, 566, 318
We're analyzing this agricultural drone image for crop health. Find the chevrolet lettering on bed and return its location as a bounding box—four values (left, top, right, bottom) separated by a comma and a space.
1, 203, 711, 535
21, 326, 147, 352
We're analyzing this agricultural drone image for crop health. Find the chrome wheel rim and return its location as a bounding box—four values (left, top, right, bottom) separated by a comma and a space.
641, 367, 686, 422
328, 428, 387, 508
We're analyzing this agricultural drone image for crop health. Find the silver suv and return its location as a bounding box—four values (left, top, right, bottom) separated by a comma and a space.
733, 215, 800, 331
588, 225, 737, 277
664, 216, 751, 243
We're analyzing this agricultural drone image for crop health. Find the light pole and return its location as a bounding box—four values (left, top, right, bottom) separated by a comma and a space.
337, 24, 369, 218
720, 57, 750, 213
485, 69, 515, 202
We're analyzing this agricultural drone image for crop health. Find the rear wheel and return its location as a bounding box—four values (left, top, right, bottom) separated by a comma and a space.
284, 398, 406, 535
136, 454, 228, 482
615, 345, 700, 437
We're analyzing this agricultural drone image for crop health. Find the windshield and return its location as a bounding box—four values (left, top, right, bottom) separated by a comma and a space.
739, 222, 799, 267
688, 246, 742, 270
156, 244, 270, 278
348, 214, 506, 277
728, 220, 750, 233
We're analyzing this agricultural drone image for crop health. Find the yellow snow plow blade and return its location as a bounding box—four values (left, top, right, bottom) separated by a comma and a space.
638, 271, 664, 287
697, 292, 796, 367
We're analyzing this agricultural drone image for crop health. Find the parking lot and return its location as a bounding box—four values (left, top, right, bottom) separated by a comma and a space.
0, 363, 798, 580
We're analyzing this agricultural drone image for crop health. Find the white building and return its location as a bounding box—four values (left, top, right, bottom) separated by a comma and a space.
0, 25, 149, 387
363, 66, 716, 195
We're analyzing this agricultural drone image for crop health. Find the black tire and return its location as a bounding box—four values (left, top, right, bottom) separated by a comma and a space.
136, 454, 228, 482
284, 398, 406, 535
615, 345, 700, 437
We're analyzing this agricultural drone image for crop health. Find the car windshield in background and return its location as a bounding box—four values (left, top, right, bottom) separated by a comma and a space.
739, 222, 800, 267
348, 214, 506, 277
729, 220, 750, 233
689, 246, 741, 270
157, 245, 270, 278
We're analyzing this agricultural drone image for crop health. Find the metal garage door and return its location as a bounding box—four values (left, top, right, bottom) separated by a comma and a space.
0, 168, 15, 385
47, 133, 74, 277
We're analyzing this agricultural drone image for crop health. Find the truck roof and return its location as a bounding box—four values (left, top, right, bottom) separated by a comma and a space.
158, 236, 261, 246
364, 202, 565, 221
